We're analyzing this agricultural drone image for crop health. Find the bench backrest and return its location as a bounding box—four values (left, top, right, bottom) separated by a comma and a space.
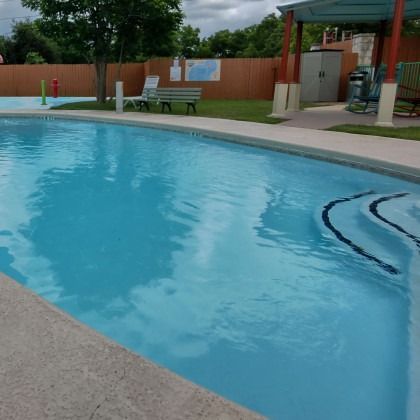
156, 87, 202, 102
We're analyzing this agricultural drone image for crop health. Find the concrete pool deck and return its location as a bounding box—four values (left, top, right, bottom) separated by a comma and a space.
0, 273, 263, 420
0, 109, 419, 419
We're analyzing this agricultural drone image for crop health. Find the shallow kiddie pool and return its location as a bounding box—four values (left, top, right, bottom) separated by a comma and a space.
0, 96, 93, 110
0, 117, 419, 419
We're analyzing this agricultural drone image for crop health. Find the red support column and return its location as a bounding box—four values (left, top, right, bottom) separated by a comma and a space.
278, 10, 294, 83
385, 0, 405, 82
374, 20, 387, 72
293, 21, 303, 83
322, 31, 327, 47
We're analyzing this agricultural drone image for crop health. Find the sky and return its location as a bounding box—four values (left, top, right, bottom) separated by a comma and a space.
0, 0, 280, 38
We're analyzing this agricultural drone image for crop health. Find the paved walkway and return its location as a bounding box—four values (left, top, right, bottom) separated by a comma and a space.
282, 103, 420, 129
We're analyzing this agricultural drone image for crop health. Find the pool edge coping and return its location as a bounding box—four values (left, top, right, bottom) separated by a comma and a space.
0, 272, 264, 419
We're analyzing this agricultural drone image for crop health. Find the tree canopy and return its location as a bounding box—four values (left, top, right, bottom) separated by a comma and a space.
195, 14, 286, 59
2, 12, 418, 66
0, 20, 61, 64
22, 0, 183, 102
174, 16, 420, 59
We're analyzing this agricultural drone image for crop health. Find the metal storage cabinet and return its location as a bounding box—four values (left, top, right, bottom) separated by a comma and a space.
300, 50, 342, 102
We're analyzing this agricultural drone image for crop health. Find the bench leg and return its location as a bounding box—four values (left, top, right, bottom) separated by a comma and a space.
161, 102, 171, 113
186, 103, 196, 115
139, 101, 149, 112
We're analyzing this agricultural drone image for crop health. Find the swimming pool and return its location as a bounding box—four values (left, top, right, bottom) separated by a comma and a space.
0, 96, 93, 110
0, 117, 419, 419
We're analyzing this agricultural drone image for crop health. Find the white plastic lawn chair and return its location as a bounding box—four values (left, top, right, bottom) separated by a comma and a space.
123, 75, 160, 110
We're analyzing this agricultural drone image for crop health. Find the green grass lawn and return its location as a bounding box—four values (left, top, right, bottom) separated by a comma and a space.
52, 99, 285, 124
52, 99, 419, 139
327, 124, 420, 141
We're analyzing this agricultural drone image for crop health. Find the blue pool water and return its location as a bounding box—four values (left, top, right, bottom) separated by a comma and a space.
0, 117, 419, 419
0, 96, 93, 109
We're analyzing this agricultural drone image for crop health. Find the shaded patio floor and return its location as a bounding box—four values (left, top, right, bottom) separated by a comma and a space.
282, 103, 420, 129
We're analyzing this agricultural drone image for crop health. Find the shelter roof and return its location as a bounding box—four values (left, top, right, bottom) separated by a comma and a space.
277, 0, 420, 23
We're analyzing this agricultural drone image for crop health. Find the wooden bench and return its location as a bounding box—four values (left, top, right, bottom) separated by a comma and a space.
156, 88, 202, 114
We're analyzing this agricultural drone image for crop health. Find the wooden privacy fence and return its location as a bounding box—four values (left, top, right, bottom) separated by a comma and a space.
0, 55, 358, 100
338, 53, 359, 99
326, 36, 420, 65
372, 37, 420, 64
146, 58, 279, 100
144, 54, 356, 101
0, 63, 144, 97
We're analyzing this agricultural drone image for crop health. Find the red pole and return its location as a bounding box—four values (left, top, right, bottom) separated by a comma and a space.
385, 0, 405, 82
52, 78, 59, 98
374, 20, 387, 72
278, 10, 294, 83
293, 21, 303, 83
322, 31, 327, 47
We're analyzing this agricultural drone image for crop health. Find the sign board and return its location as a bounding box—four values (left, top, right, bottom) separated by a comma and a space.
185, 59, 221, 81
170, 66, 181, 81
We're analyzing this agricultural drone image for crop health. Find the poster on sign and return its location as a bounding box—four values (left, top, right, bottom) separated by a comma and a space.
170, 58, 181, 81
185, 60, 221, 81
170, 66, 181, 81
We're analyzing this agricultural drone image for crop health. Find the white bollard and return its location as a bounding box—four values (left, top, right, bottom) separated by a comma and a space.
116, 81, 124, 114
270, 82, 289, 118
375, 82, 397, 127
287, 83, 301, 112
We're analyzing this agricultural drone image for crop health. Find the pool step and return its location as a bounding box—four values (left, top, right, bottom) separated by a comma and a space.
320, 191, 420, 275
361, 193, 420, 250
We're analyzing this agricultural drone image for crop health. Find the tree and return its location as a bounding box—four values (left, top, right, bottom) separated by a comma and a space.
5, 21, 60, 64
0, 36, 8, 63
230, 28, 253, 58
207, 30, 236, 57
175, 25, 201, 58
25, 51, 46, 64
246, 14, 284, 57
290, 23, 326, 53
22, 0, 183, 102
402, 19, 420, 36
194, 40, 214, 58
